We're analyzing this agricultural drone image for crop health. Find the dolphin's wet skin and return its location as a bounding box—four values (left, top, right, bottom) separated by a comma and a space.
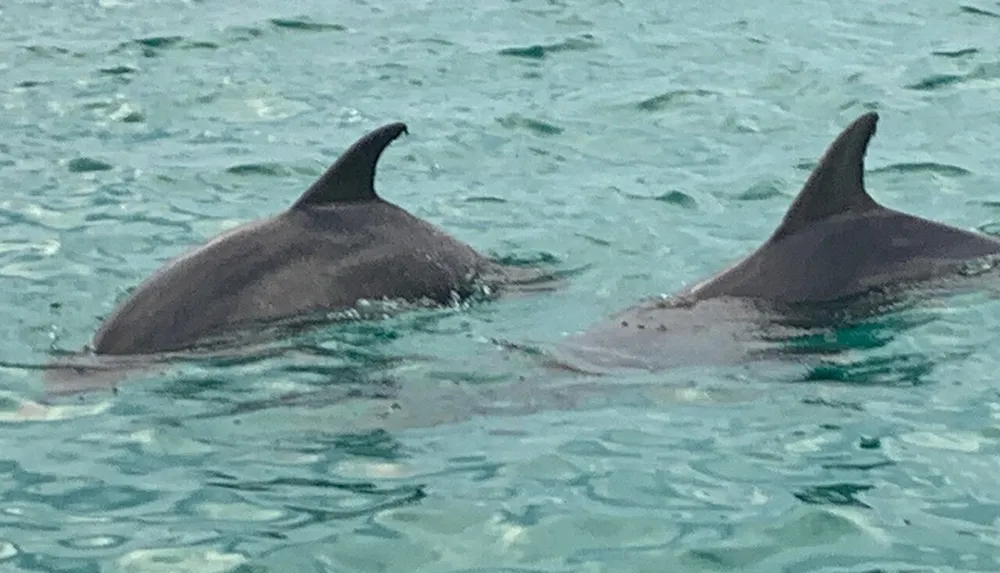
547, 112, 1000, 374
46, 113, 1000, 418
86, 122, 552, 357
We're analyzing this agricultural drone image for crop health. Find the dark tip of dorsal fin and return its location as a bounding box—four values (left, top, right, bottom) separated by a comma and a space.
290, 122, 408, 209
771, 112, 882, 240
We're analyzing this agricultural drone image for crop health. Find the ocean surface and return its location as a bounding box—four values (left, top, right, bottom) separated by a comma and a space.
3, 0, 1000, 571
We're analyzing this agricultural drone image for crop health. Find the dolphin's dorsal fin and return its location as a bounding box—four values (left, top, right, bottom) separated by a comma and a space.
771, 112, 881, 240
291, 122, 408, 209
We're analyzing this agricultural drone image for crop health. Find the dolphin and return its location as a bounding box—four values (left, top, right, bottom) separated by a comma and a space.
84, 122, 545, 357
548, 111, 1000, 373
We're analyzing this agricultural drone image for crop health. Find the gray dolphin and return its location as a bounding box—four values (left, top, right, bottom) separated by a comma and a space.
550, 111, 1000, 373
681, 112, 1000, 303
87, 122, 544, 356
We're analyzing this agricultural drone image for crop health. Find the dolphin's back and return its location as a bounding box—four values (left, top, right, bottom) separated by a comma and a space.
91, 201, 488, 355
88, 121, 508, 356
685, 112, 1000, 303
551, 112, 1000, 375
687, 208, 1000, 303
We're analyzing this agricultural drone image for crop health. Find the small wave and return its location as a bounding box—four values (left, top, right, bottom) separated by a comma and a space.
186, 40, 220, 50
737, 179, 785, 201
224, 163, 294, 177
869, 162, 971, 177
464, 196, 507, 204
489, 251, 561, 267
99, 17, 346, 62
905, 74, 966, 91
959, 5, 1000, 18
498, 34, 598, 60
116, 548, 247, 573
654, 191, 698, 208
575, 233, 612, 247
82, 211, 193, 232
66, 157, 114, 173
226, 26, 264, 42
115, 31, 253, 58
495, 114, 564, 136
801, 351, 961, 387
932, 47, 979, 58
616, 188, 699, 209
21, 44, 84, 59
128, 35, 185, 58
109, 35, 187, 58
108, 103, 145, 123
905, 62, 1000, 92
792, 483, 875, 508
99, 65, 138, 76
977, 222, 1000, 237
635, 89, 720, 112
134, 36, 183, 49
268, 18, 346, 32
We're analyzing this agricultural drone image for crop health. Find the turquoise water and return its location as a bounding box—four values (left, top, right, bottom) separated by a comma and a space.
4, 0, 1000, 570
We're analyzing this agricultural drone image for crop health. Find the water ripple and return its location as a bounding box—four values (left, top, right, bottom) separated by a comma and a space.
905, 61, 1000, 91
932, 47, 980, 58
268, 18, 347, 33
497, 35, 599, 59
869, 162, 972, 177
959, 5, 1000, 19
495, 114, 565, 136
635, 89, 722, 112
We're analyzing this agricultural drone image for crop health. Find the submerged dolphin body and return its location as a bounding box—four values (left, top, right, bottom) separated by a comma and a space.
86, 122, 539, 357
552, 112, 1000, 373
